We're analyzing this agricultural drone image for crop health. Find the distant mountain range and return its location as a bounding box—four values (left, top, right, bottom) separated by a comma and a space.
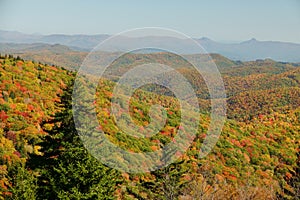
1, 30, 300, 62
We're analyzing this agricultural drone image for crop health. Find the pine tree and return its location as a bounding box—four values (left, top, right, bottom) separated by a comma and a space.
7, 163, 38, 200
28, 79, 122, 199
129, 159, 190, 200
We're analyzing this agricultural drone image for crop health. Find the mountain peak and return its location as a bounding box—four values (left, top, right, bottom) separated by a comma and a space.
242, 38, 258, 44
199, 37, 212, 41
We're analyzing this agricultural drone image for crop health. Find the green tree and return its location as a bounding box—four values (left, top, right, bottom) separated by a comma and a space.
28, 79, 122, 200
7, 163, 38, 200
130, 160, 190, 200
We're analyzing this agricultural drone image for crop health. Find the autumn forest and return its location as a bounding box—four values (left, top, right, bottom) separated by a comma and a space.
0, 51, 298, 200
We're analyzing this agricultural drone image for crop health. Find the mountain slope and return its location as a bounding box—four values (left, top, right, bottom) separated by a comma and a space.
0, 55, 299, 199
0, 55, 74, 196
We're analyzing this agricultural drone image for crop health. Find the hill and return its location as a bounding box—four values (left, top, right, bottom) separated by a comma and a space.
0, 55, 299, 199
0, 55, 74, 197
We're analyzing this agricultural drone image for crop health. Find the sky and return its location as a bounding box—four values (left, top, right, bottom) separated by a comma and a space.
0, 0, 300, 43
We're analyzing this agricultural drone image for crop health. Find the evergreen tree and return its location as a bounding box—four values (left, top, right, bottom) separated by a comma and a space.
7, 163, 38, 200
128, 159, 190, 200
28, 79, 122, 200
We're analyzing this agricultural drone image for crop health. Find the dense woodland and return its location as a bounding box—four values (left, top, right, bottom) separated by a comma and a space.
0, 54, 299, 199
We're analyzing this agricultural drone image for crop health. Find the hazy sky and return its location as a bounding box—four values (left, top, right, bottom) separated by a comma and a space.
1, 0, 299, 43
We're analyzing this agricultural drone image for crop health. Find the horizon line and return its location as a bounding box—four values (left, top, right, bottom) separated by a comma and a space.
1, 29, 300, 45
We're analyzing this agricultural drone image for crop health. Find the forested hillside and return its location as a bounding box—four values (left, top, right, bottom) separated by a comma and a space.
0, 55, 299, 199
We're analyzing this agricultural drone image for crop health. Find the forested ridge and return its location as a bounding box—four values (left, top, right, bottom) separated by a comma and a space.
0, 54, 299, 199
